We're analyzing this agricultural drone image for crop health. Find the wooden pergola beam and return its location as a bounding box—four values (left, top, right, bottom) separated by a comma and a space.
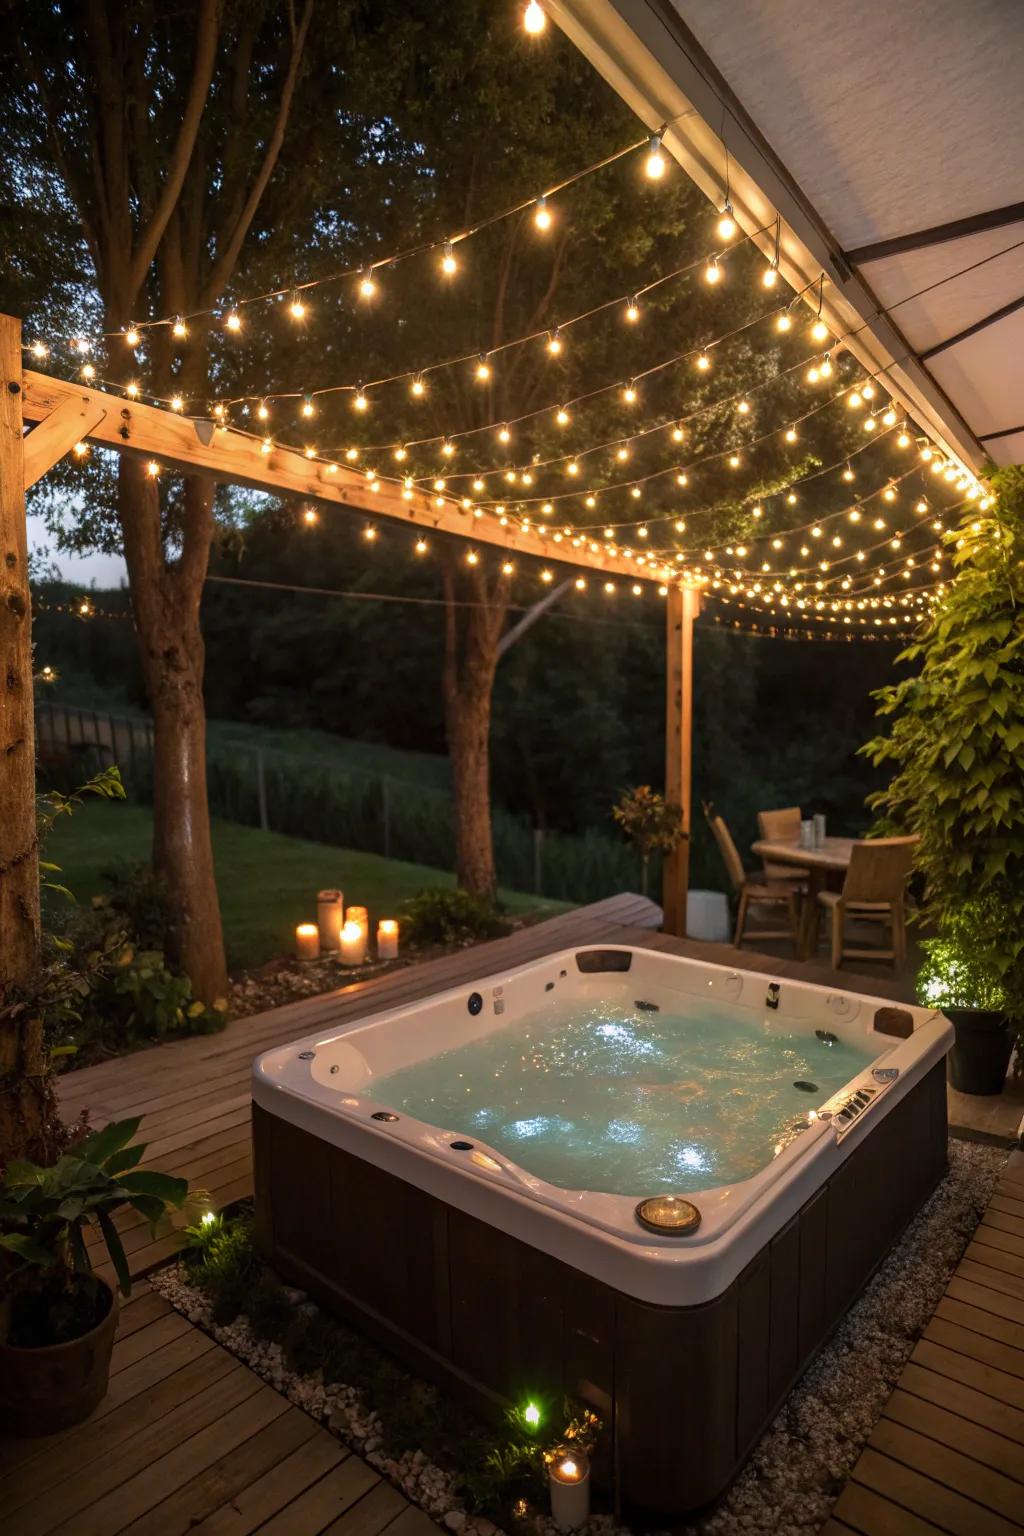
662, 583, 700, 936
21, 369, 670, 585
23, 392, 109, 489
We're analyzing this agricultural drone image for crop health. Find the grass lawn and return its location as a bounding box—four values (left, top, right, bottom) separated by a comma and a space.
47, 800, 571, 971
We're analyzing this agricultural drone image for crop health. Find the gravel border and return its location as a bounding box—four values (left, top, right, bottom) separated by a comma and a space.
151, 1138, 1006, 1536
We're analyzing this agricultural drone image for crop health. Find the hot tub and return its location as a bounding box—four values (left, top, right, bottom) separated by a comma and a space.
253, 944, 951, 1516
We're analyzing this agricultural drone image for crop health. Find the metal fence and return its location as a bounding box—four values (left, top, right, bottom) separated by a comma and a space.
34, 701, 648, 902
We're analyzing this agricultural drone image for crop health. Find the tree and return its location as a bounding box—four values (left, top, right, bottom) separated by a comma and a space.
6, 0, 314, 999
863, 467, 1024, 1030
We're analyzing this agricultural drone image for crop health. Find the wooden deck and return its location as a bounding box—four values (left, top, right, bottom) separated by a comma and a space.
1, 1281, 438, 1536
8, 895, 1022, 1533
824, 1147, 1024, 1536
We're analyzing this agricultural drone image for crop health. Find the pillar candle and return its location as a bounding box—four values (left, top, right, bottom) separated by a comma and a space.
317, 889, 344, 950
346, 905, 369, 940
377, 919, 399, 960
548, 1450, 590, 1531
340, 920, 367, 966
295, 923, 319, 961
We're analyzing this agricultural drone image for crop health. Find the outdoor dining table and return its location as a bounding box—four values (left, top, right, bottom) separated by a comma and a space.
750, 835, 857, 960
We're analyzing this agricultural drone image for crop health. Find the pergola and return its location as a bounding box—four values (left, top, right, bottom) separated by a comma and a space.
4, 0, 1016, 961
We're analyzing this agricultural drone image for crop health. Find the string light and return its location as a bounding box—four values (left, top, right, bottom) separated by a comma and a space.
625, 298, 640, 322
475, 356, 492, 382
172, 317, 188, 339
547, 328, 563, 356
440, 242, 458, 276
716, 203, 737, 241
704, 256, 722, 285
534, 196, 552, 231
762, 263, 778, 289
523, 0, 546, 32
124, 327, 140, 347
358, 270, 377, 300
302, 395, 315, 418
225, 311, 242, 332
645, 133, 667, 180
775, 312, 792, 333
289, 293, 307, 320
353, 389, 369, 412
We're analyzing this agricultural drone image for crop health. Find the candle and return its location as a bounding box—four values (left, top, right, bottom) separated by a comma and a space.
340, 920, 367, 967
346, 905, 369, 940
317, 889, 344, 950
548, 1449, 590, 1531
295, 923, 319, 961
377, 919, 399, 960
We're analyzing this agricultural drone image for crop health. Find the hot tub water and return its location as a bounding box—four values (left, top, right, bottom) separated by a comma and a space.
370, 1000, 876, 1195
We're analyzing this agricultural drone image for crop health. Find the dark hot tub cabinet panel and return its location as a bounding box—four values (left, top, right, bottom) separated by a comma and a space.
252, 1056, 947, 1517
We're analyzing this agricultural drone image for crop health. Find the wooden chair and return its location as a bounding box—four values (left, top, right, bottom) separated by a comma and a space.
813, 837, 917, 969
756, 806, 808, 884
705, 804, 801, 950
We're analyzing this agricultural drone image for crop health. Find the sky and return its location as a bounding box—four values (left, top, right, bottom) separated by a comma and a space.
28, 511, 127, 589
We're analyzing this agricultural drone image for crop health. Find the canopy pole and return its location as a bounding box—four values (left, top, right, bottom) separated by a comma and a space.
662, 583, 700, 936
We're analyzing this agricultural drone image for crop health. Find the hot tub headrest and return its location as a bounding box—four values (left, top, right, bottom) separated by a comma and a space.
575, 949, 632, 973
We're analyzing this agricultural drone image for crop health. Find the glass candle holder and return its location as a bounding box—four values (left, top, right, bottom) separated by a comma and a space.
317, 889, 344, 951
377, 919, 399, 960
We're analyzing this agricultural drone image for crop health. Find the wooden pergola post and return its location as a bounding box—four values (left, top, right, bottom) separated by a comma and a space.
662, 582, 700, 936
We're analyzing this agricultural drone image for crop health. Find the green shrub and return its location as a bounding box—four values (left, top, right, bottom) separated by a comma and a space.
398, 886, 511, 946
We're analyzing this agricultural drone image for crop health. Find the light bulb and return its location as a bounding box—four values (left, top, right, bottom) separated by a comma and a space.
556, 406, 570, 425
225, 311, 242, 332
30, 340, 48, 359
261, 436, 272, 455
170, 395, 184, 412
125, 381, 139, 398
625, 298, 640, 322
883, 406, 897, 426
81, 363, 95, 380
736, 399, 751, 416
547, 329, 562, 355
541, 569, 554, 583
523, 1, 546, 33
567, 460, 579, 476
440, 242, 458, 275
72, 440, 88, 458
785, 426, 797, 442
502, 560, 514, 575
302, 395, 315, 418
622, 382, 637, 404
806, 365, 820, 384
353, 390, 368, 411
616, 444, 630, 460
304, 446, 316, 459
863, 415, 877, 432
776, 312, 792, 333
810, 318, 829, 343
716, 203, 737, 240
415, 538, 428, 554
498, 424, 511, 443
289, 293, 306, 320
474, 355, 492, 382
257, 400, 269, 421
410, 375, 426, 397
534, 196, 552, 231
441, 440, 455, 458
728, 453, 741, 468
345, 446, 359, 461
862, 382, 876, 399
172, 317, 188, 339
364, 526, 377, 541
676, 472, 688, 487
762, 264, 778, 289
303, 507, 318, 525
704, 257, 722, 285
820, 356, 833, 379
847, 390, 863, 409
394, 445, 407, 461
842, 465, 855, 481
124, 327, 140, 347
146, 460, 160, 477
645, 134, 666, 180
897, 430, 910, 448
696, 353, 710, 371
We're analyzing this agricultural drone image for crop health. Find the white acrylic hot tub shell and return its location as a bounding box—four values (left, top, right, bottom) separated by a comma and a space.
252, 945, 951, 1306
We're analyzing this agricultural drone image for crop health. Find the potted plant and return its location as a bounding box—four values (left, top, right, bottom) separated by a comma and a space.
863, 467, 1024, 1095
0, 1116, 187, 1434
612, 786, 685, 898
917, 914, 1013, 1094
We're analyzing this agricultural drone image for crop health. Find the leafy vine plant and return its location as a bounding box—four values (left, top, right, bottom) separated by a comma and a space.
862, 465, 1024, 1071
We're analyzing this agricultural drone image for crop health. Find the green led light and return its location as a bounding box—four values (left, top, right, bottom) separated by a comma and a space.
523, 1401, 541, 1429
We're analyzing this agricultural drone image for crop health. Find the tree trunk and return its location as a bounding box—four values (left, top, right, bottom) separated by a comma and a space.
442, 560, 510, 900
118, 458, 228, 1002
0, 314, 54, 1167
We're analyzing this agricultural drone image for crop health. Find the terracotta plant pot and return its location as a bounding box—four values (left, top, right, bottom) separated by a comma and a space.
946, 1007, 1014, 1096
0, 1278, 118, 1435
